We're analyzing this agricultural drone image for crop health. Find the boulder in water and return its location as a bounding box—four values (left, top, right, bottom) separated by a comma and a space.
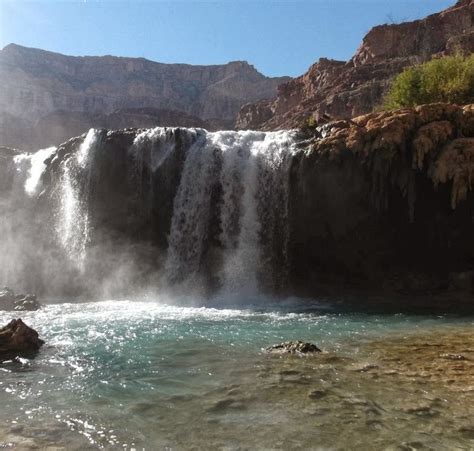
0, 319, 44, 358
0, 287, 41, 311
265, 340, 322, 355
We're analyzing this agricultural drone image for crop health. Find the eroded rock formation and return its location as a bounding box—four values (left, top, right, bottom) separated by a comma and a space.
237, 0, 474, 130
289, 103, 474, 295
0, 44, 289, 149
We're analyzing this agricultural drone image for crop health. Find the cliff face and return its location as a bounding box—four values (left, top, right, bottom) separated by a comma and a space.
2, 103, 472, 300
236, 0, 474, 130
289, 103, 474, 296
0, 44, 289, 149
0, 108, 210, 150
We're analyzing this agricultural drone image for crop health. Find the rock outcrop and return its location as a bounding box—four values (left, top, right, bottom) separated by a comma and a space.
0, 288, 41, 311
0, 44, 289, 149
289, 103, 474, 295
236, 0, 474, 130
265, 341, 322, 354
0, 319, 44, 359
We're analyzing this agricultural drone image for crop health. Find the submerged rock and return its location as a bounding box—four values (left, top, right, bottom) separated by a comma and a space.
266, 340, 322, 355
0, 319, 44, 358
0, 287, 41, 311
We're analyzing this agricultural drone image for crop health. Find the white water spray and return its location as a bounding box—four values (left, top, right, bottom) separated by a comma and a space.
57, 129, 101, 268
13, 146, 57, 196
164, 130, 217, 284
165, 129, 296, 292
217, 131, 296, 293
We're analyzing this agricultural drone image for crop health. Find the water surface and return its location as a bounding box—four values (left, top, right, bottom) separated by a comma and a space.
0, 297, 473, 449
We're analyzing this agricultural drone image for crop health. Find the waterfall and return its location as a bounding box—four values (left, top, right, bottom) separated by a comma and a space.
130, 127, 191, 223
164, 130, 218, 285
217, 130, 295, 293
56, 129, 102, 269
2, 126, 296, 296
13, 147, 57, 196
165, 130, 296, 293
0, 146, 56, 290
132, 128, 179, 173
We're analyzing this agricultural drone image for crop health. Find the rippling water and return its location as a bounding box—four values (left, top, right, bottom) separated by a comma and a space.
0, 297, 473, 449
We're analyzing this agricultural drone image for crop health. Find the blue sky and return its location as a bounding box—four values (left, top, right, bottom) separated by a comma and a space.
0, 0, 454, 77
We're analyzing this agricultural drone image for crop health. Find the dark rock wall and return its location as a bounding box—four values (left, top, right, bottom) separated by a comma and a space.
1, 104, 473, 300
289, 104, 474, 295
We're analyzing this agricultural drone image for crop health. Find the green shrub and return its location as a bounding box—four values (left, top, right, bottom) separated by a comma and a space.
383, 53, 474, 110
299, 115, 319, 135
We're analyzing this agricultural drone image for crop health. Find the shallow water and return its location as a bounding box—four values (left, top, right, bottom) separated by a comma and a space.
0, 297, 473, 450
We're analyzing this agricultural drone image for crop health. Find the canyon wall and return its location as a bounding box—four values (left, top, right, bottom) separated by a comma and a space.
0, 44, 289, 149
236, 0, 474, 130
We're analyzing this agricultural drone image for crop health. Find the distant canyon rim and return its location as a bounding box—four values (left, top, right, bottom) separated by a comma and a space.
0, 0, 472, 151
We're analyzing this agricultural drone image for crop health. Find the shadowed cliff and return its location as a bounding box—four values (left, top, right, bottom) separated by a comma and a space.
0, 104, 473, 304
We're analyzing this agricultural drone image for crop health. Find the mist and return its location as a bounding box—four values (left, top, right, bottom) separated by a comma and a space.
0, 126, 297, 302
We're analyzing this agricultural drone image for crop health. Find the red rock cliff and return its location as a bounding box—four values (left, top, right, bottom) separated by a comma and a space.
236, 0, 474, 130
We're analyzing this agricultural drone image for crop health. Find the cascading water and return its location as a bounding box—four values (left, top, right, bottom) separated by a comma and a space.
214, 131, 295, 294
164, 130, 220, 286
130, 127, 194, 226
4, 127, 297, 296
0, 147, 56, 290
56, 129, 102, 269
165, 130, 296, 293
14, 146, 57, 196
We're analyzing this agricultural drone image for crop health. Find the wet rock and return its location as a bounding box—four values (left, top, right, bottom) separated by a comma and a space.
14, 294, 40, 311
265, 340, 322, 355
289, 102, 474, 296
0, 287, 40, 311
352, 363, 380, 372
448, 270, 474, 293
207, 398, 247, 412
308, 389, 327, 400
0, 287, 15, 310
0, 319, 44, 358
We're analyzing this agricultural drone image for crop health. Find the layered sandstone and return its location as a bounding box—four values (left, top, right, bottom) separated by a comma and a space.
237, 0, 474, 130
0, 44, 289, 149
